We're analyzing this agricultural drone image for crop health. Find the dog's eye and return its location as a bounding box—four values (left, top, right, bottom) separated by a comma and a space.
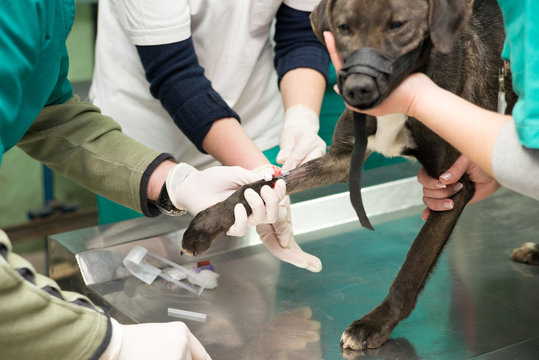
338, 24, 350, 33
389, 20, 407, 30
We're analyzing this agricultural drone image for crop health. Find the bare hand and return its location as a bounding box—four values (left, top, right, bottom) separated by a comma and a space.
418, 155, 500, 219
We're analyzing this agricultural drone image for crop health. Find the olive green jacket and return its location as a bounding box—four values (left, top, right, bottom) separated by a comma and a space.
1, 97, 171, 360
18, 95, 167, 215
0, 230, 110, 360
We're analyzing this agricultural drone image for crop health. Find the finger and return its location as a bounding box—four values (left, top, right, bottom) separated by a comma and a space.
281, 157, 300, 173
284, 236, 323, 273
439, 155, 470, 185
323, 31, 342, 71
257, 224, 322, 272
243, 188, 266, 226
286, 136, 324, 170
417, 167, 446, 189
274, 195, 292, 247
226, 166, 264, 187
299, 146, 326, 166
422, 196, 454, 211
421, 207, 431, 220
422, 182, 463, 199
187, 330, 213, 360
260, 185, 280, 223
226, 204, 248, 236
273, 179, 287, 200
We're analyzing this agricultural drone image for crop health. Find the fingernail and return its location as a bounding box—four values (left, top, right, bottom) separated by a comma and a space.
435, 181, 446, 189
453, 182, 463, 192
333, 84, 340, 94
306, 262, 322, 273
443, 201, 454, 210
440, 172, 452, 181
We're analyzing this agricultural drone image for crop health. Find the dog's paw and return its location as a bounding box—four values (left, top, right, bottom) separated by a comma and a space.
340, 302, 398, 350
511, 242, 539, 265
182, 202, 235, 256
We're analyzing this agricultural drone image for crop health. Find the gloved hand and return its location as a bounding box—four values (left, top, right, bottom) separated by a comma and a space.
277, 104, 327, 172
100, 318, 212, 360
166, 163, 286, 235
226, 177, 286, 237
242, 165, 323, 272
256, 195, 322, 272
167, 163, 265, 216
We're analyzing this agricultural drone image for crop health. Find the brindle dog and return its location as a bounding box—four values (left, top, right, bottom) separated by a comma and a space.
182, 0, 518, 350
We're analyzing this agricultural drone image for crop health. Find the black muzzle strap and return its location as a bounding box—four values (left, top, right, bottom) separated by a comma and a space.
337, 43, 425, 109
349, 112, 374, 230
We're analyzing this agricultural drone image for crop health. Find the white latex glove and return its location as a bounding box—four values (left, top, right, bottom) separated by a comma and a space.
276, 104, 327, 172
226, 178, 286, 237
167, 163, 288, 236
100, 318, 212, 360
166, 163, 263, 215
256, 195, 323, 273
246, 165, 322, 272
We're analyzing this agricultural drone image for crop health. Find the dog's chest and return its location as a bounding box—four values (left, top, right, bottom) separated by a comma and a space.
367, 114, 415, 158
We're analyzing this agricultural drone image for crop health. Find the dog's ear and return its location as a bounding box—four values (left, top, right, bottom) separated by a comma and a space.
310, 0, 331, 45
428, 0, 471, 53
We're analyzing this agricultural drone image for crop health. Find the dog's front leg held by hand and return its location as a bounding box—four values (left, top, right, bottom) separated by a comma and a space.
182, 179, 283, 256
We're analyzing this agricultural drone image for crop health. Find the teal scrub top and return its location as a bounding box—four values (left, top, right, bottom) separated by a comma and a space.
0, 0, 74, 165
498, 0, 539, 148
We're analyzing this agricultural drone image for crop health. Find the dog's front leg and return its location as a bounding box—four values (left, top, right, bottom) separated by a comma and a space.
181, 152, 353, 255
181, 111, 362, 256
341, 176, 475, 350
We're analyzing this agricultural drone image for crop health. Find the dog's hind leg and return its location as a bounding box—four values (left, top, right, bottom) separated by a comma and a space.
341, 171, 475, 350
181, 110, 364, 256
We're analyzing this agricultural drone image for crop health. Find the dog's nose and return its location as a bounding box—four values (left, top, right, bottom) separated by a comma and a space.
342, 74, 380, 109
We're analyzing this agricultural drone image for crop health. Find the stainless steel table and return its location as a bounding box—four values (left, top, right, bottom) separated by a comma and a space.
49, 174, 539, 360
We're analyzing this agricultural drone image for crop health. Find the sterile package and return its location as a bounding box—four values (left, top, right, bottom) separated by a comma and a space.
123, 246, 208, 296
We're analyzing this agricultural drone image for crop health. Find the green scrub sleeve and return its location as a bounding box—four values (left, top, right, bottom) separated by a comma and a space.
0, 230, 111, 360
17, 95, 169, 215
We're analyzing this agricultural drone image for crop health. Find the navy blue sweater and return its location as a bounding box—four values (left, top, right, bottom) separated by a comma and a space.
136, 4, 330, 153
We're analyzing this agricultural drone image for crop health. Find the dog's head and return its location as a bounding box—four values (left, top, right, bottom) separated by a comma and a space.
311, 0, 472, 109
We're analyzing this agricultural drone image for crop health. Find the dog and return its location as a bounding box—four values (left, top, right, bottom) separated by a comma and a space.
181, 0, 519, 350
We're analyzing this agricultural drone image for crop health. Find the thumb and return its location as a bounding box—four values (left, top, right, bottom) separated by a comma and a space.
323, 31, 343, 72
439, 155, 470, 185
229, 166, 264, 186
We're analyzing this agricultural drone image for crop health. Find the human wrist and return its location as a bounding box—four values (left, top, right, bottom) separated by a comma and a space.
407, 73, 436, 119
99, 318, 123, 360
147, 160, 177, 202
165, 163, 198, 211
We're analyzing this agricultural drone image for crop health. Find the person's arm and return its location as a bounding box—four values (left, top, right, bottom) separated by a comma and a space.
112, 0, 269, 169
201, 118, 270, 170
324, 31, 509, 176
134, 38, 269, 170
0, 230, 111, 360
135, 39, 269, 168
324, 31, 539, 204
18, 95, 168, 216
273, 3, 330, 171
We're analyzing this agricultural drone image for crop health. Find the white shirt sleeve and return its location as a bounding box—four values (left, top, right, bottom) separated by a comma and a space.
283, 0, 321, 12
492, 120, 539, 201
113, 0, 191, 46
